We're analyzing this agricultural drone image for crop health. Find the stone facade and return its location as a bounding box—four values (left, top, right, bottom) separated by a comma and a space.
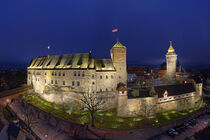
27, 41, 127, 109
117, 83, 202, 118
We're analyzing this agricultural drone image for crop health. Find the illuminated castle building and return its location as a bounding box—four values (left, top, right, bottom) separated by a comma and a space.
27, 41, 127, 95
27, 40, 203, 117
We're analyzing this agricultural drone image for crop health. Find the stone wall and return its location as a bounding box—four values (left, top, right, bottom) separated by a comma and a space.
117, 96, 158, 117
156, 95, 197, 113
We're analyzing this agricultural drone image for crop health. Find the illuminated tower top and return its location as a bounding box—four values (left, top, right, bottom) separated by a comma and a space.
166, 41, 177, 56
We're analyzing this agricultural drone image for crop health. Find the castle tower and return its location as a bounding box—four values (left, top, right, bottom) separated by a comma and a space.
165, 41, 177, 81
117, 86, 128, 117
110, 41, 127, 86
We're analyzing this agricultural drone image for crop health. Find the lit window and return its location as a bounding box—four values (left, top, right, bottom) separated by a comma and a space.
63, 72, 65, 76
63, 81, 65, 85
72, 81, 75, 86
100, 75, 102, 79
111, 75, 113, 79
74, 71, 76, 76
106, 75, 108, 79
59, 71, 61, 76
82, 71, 85, 77
78, 71, 80, 76
51, 80, 53, 84
55, 80, 57, 84
77, 81, 80, 86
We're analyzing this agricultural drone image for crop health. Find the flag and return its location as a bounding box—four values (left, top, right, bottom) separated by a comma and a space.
112, 27, 118, 32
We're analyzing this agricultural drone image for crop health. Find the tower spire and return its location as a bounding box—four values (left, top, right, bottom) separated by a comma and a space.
170, 41, 172, 46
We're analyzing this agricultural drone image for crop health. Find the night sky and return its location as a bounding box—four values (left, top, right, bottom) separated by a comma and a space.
0, 0, 210, 69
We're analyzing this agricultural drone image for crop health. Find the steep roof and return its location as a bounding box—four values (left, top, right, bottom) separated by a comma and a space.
28, 53, 115, 71
113, 41, 126, 48
154, 83, 195, 98
166, 44, 177, 55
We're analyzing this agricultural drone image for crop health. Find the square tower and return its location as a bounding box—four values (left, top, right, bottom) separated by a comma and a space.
110, 41, 127, 86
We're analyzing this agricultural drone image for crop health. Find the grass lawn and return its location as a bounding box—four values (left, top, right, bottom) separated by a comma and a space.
23, 93, 205, 130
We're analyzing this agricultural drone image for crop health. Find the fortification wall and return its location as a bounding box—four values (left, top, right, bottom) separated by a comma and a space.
117, 96, 157, 118
157, 95, 197, 113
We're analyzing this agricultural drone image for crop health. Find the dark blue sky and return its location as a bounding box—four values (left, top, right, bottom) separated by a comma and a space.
0, 0, 210, 69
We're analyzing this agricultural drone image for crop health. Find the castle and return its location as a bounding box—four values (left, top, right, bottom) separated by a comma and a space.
27, 41, 203, 117
27, 41, 127, 94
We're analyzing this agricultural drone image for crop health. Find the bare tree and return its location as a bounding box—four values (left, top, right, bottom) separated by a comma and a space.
23, 104, 38, 128
80, 91, 105, 127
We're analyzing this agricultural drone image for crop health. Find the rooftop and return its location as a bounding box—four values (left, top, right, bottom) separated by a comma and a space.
28, 53, 115, 71
154, 83, 195, 98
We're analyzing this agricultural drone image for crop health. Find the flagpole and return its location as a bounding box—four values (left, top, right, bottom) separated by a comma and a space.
117, 30, 119, 42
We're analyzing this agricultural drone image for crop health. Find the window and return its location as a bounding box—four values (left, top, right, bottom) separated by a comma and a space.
82, 71, 85, 77
100, 89, 102, 92
45, 79, 46, 83
29, 77, 30, 80
77, 81, 80, 86
119, 76, 121, 79
59, 71, 61, 76
106, 75, 108, 79
111, 88, 113, 91
45, 72, 46, 75
74, 71, 76, 76
72, 81, 75, 86
36, 78, 37, 81
52, 71, 54, 76
92, 82, 95, 85
100, 75, 102, 79
36, 72, 41, 75
92, 74, 94, 78
78, 71, 80, 76
106, 88, 108, 91
63, 81, 65, 85
111, 75, 113, 79
63, 72, 65, 76
55, 80, 57, 84
51, 80, 53, 84
38, 78, 39, 81
55, 72, 57, 76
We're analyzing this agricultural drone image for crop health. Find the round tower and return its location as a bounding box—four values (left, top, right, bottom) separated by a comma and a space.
166, 41, 177, 81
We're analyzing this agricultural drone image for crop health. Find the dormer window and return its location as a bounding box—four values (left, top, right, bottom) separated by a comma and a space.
163, 90, 168, 98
